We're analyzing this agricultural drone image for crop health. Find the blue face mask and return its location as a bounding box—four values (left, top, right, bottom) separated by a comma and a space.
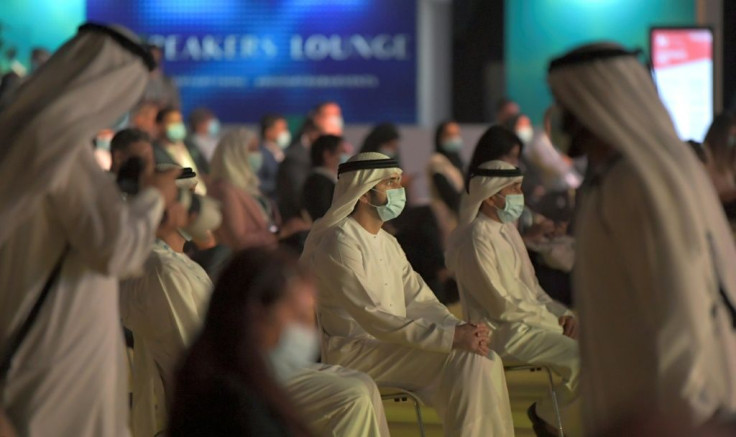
208, 119, 220, 137
495, 193, 525, 223
339, 153, 350, 164
368, 187, 406, 222
166, 122, 187, 142
441, 137, 463, 153
248, 152, 264, 172
94, 138, 111, 151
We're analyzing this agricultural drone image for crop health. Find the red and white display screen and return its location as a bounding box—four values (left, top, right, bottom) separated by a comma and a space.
651, 27, 713, 141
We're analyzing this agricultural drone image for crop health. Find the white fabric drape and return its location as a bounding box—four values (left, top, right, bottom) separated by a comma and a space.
549, 44, 736, 432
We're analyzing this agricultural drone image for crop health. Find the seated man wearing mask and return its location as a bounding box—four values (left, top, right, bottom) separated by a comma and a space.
446, 160, 581, 436
301, 152, 514, 437
111, 129, 217, 437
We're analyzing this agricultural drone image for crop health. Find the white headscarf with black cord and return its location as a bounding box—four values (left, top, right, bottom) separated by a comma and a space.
0, 23, 155, 247
549, 42, 736, 417
300, 152, 402, 261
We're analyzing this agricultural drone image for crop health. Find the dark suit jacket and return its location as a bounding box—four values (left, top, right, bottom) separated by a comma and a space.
276, 143, 310, 220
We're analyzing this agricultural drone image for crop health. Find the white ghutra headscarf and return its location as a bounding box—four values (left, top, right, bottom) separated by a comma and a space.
300, 152, 402, 261
0, 24, 154, 246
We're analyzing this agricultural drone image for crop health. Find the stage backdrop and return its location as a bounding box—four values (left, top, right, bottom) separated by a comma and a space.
87, 0, 417, 123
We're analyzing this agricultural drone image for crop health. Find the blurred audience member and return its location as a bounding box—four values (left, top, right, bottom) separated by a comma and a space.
153, 106, 209, 195
277, 116, 320, 221
703, 112, 736, 205
312, 101, 344, 136
168, 249, 313, 437
211, 129, 308, 250
142, 45, 180, 109
110, 128, 155, 177
360, 122, 401, 161
187, 107, 220, 162
131, 100, 160, 138
259, 113, 291, 202
495, 97, 520, 126
302, 135, 344, 221
120, 196, 211, 437
468, 125, 523, 184
169, 248, 389, 437
428, 120, 465, 243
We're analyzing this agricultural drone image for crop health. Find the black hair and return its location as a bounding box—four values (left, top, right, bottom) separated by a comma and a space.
466, 125, 523, 185
188, 107, 215, 130
686, 140, 707, 164
155, 106, 179, 124
259, 113, 285, 138
111, 128, 151, 153
310, 135, 342, 167
361, 123, 400, 153
169, 248, 312, 437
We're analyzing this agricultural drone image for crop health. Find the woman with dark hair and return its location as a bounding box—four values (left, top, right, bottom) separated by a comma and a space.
429, 120, 465, 215
169, 248, 389, 437
360, 122, 401, 159
169, 248, 313, 436
467, 125, 524, 185
703, 112, 736, 205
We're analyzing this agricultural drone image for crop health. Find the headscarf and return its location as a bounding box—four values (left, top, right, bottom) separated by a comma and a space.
210, 128, 260, 195
0, 23, 153, 246
301, 152, 402, 260
549, 42, 736, 411
457, 160, 523, 227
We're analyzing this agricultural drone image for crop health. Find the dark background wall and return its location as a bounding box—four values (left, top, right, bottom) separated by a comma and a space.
452, 0, 504, 123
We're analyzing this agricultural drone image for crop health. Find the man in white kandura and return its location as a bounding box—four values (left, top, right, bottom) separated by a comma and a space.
446, 160, 581, 437
0, 24, 180, 436
548, 42, 736, 434
301, 152, 514, 437
119, 199, 213, 437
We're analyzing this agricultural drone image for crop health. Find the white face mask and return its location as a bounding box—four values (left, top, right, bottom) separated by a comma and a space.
516, 126, 533, 144
276, 130, 292, 149
328, 115, 344, 132
268, 323, 320, 383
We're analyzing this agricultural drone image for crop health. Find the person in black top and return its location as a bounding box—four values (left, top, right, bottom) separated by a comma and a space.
301, 135, 345, 221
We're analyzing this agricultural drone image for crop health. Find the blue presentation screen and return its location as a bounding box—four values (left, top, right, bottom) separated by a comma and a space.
86, 0, 417, 123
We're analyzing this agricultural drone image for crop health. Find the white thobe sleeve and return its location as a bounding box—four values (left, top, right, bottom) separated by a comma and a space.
315, 232, 456, 352
458, 236, 547, 322
398, 243, 461, 327
50, 152, 164, 277
511, 228, 573, 318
